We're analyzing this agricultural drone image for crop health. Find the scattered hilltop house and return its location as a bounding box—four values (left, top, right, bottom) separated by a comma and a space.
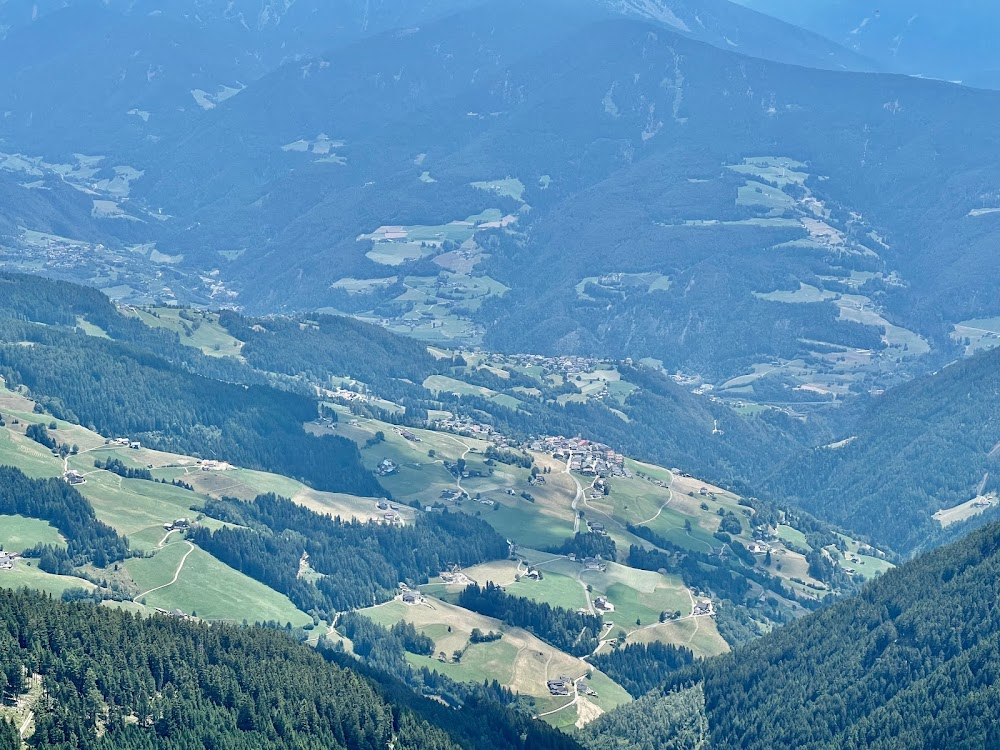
748, 543, 770, 555
577, 679, 598, 697
526, 569, 541, 580
0, 552, 17, 571
693, 599, 714, 616
383, 511, 402, 525
376, 500, 390, 510
129, 441, 142, 450
163, 518, 192, 532
594, 596, 615, 613
547, 676, 573, 696
402, 590, 424, 605
376, 459, 398, 476
582, 556, 608, 572
200, 459, 231, 471
155, 608, 191, 621
588, 521, 606, 534
64, 470, 86, 485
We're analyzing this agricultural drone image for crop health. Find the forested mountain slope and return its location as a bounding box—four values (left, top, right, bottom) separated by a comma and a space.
586, 520, 1000, 749
769, 347, 1000, 553
2, 1, 1000, 392
0, 274, 383, 497
0, 0, 863, 157
0, 588, 581, 750
96, 2, 1000, 383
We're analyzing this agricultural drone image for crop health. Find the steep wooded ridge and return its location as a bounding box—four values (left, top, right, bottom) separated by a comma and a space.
0, 274, 383, 498
769, 347, 1000, 553
586, 520, 1000, 749
0, 588, 581, 750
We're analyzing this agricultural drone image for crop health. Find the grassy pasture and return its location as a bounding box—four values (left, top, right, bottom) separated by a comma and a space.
933, 497, 994, 528
581, 563, 690, 630
0, 427, 63, 478
0, 515, 65, 552
360, 595, 630, 725
128, 307, 244, 358
776, 524, 809, 550
0, 559, 95, 597
737, 181, 796, 211
952, 317, 1000, 355
753, 283, 837, 304
626, 617, 729, 658
128, 542, 310, 626
471, 178, 525, 202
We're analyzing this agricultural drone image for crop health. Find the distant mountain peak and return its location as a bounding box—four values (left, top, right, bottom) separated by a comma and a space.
605, 0, 692, 32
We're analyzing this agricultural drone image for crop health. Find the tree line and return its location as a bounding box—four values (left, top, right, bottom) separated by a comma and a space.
0, 319, 383, 498
192, 494, 510, 619
0, 466, 128, 569
0, 587, 583, 750
457, 582, 602, 656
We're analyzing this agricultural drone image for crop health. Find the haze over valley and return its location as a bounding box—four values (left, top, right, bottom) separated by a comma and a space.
0, 2, 999, 748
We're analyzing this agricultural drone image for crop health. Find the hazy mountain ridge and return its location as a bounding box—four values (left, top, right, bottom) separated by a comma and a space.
5, 1, 1000, 392
736, 0, 1000, 88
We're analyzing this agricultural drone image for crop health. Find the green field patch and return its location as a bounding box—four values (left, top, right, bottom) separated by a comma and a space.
776, 524, 809, 550
489, 393, 524, 410
505, 570, 588, 612
581, 563, 690, 627
952, 317, 1000, 355
727, 156, 809, 187
129, 307, 244, 358
0, 427, 63, 478
129, 543, 310, 625
464, 499, 570, 551
0, 515, 65, 552
737, 181, 797, 212
0, 560, 96, 597
754, 283, 838, 304
679, 217, 802, 229
75, 317, 111, 339
70, 472, 204, 551
366, 241, 434, 266
644, 510, 721, 553
627, 617, 729, 658
331, 277, 398, 294
933, 496, 996, 528
360, 595, 618, 718
471, 177, 525, 202
360, 210, 509, 267
423, 375, 496, 398
834, 295, 930, 356
583, 670, 634, 715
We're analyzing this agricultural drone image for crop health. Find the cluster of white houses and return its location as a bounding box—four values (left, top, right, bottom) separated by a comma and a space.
530, 436, 629, 478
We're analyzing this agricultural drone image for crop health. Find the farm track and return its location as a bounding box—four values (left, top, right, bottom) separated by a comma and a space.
136, 542, 195, 599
